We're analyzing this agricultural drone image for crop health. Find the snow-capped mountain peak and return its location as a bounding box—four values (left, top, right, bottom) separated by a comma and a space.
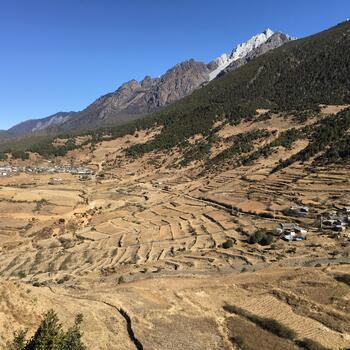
230, 29, 274, 61
209, 29, 277, 81
211, 53, 229, 68
7, 28, 292, 137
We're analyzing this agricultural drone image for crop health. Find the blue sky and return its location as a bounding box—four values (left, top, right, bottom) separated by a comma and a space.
1, 0, 349, 129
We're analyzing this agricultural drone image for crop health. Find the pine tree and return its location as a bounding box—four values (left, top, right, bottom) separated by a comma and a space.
9, 310, 86, 350
25, 310, 62, 350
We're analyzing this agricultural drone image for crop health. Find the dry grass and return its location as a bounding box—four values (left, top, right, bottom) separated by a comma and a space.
223, 304, 297, 340
226, 316, 299, 350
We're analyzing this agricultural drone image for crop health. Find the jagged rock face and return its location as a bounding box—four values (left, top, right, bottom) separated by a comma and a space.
106, 59, 210, 114
231, 28, 275, 60
146, 60, 210, 108
217, 32, 292, 77
209, 30, 292, 80
65, 60, 210, 128
207, 53, 229, 71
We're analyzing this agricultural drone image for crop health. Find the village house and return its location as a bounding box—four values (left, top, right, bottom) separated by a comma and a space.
48, 177, 64, 185
276, 222, 308, 241
321, 209, 349, 231
291, 205, 309, 216
285, 205, 310, 217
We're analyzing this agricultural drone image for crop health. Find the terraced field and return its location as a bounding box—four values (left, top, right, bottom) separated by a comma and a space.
0, 109, 349, 349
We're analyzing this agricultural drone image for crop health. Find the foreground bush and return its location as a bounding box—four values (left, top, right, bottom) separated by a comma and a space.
9, 310, 86, 350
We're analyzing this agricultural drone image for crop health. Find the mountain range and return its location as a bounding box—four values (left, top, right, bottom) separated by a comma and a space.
4, 29, 291, 138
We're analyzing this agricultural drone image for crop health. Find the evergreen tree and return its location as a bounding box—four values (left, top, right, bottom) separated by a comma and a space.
9, 310, 86, 350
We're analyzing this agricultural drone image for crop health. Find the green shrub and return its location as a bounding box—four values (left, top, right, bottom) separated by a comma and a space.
256, 318, 296, 340
9, 330, 27, 350
249, 231, 273, 246
222, 239, 235, 249
257, 212, 274, 219
229, 336, 247, 349
0, 152, 7, 161
11, 150, 29, 160
17, 271, 26, 279
260, 234, 273, 246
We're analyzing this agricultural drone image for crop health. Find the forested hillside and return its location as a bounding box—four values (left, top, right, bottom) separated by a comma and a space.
125, 20, 350, 157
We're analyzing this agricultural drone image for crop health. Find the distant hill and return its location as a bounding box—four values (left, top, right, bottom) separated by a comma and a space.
8, 112, 76, 136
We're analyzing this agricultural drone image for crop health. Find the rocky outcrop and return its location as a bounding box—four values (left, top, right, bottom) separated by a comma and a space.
209, 30, 292, 80
64, 60, 210, 130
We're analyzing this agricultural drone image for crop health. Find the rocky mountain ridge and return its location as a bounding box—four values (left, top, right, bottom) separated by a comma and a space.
63, 60, 211, 130
5, 29, 291, 137
209, 28, 276, 80
8, 112, 76, 136
212, 31, 293, 78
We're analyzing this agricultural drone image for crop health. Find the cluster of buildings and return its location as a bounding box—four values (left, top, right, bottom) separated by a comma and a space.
321, 207, 350, 232
276, 222, 308, 241
0, 165, 94, 177
276, 205, 350, 242
0, 166, 14, 177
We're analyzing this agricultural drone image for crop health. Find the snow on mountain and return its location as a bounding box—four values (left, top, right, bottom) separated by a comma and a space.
209, 29, 275, 81
208, 54, 233, 81
231, 28, 274, 60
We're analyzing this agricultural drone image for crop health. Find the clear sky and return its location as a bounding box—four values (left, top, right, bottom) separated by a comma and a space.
1, 0, 349, 129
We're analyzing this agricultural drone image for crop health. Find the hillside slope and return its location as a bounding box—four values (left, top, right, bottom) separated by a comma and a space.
0, 107, 350, 349
122, 20, 350, 160
8, 112, 76, 136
